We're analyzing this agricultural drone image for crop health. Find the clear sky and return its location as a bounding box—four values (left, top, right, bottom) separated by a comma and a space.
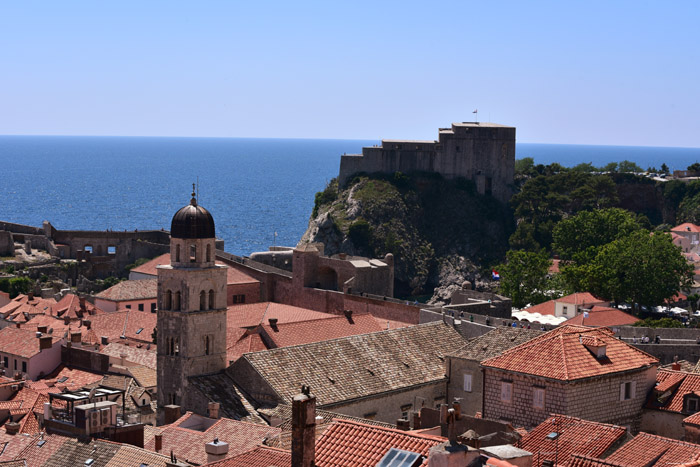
1, 1, 698, 147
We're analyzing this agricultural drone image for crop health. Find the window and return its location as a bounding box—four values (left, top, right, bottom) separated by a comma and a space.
533, 387, 545, 409
200, 291, 206, 311
620, 381, 636, 401
164, 291, 172, 311
400, 404, 412, 419
138, 304, 144, 311
204, 335, 210, 356
190, 244, 196, 262
562, 306, 568, 315
206, 244, 211, 262
151, 303, 156, 313
107, 246, 116, 255
173, 291, 180, 311
174, 339, 179, 356
21, 361, 26, 373
14, 359, 17, 370
3, 356, 7, 368
136, 328, 144, 335
232, 294, 245, 304
126, 304, 131, 310
142, 399, 146, 406
209, 290, 215, 309
176, 244, 181, 262
500, 382, 512, 403
463, 374, 472, 392
687, 397, 700, 414
84, 245, 93, 253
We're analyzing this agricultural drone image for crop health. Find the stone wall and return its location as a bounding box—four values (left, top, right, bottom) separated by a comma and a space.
227, 358, 286, 405
640, 409, 685, 439
0, 231, 13, 256
631, 343, 700, 365
447, 357, 484, 416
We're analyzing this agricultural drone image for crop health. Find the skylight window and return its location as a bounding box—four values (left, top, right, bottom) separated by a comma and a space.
136, 328, 144, 334
57, 377, 68, 383
376, 448, 424, 467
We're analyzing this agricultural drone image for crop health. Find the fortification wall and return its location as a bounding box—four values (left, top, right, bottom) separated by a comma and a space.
0, 231, 13, 256
0, 221, 43, 235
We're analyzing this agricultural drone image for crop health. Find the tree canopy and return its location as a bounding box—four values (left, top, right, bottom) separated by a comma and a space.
495, 249, 552, 308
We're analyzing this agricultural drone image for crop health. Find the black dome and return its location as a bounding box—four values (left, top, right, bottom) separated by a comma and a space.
171, 198, 215, 239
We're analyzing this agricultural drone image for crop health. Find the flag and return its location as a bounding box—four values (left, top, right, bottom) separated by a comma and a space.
473, 109, 478, 114
492, 269, 500, 280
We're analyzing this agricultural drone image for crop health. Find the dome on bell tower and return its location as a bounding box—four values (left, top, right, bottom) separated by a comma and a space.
170, 187, 215, 239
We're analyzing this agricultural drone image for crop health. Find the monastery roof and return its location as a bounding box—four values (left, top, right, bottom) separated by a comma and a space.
227, 302, 331, 329
52, 293, 100, 318
202, 446, 292, 467
15, 433, 71, 467
188, 372, 266, 424
131, 253, 259, 285
44, 364, 104, 391
0, 327, 61, 358
518, 415, 626, 467
448, 327, 543, 361
605, 432, 700, 466
557, 292, 607, 306
95, 279, 157, 301
673, 223, 700, 233
227, 330, 267, 363
260, 312, 384, 348
238, 321, 465, 407
561, 306, 640, 327
85, 309, 156, 344
144, 413, 280, 465
315, 419, 445, 467
104, 443, 173, 467
481, 325, 658, 381
523, 300, 557, 316
648, 370, 700, 414
100, 342, 156, 369
127, 365, 157, 388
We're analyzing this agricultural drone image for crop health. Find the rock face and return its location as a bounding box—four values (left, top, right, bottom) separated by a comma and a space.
301, 174, 514, 299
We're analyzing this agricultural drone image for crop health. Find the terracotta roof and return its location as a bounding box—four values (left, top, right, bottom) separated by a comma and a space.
0, 431, 34, 462
202, 446, 291, 467
518, 415, 626, 467
0, 461, 28, 467
104, 443, 173, 467
566, 454, 626, 467
42, 365, 104, 392
482, 325, 658, 381
684, 412, 700, 426
128, 365, 157, 388
549, 258, 561, 274
51, 293, 100, 319
557, 292, 608, 306
648, 370, 700, 413
227, 302, 331, 329
86, 309, 156, 344
0, 327, 61, 358
237, 321, 465, 407
94, 279, 157, 301
448, 327, 542, 361
315, 419, 445, 467
132, 253, 259, 285
523, 300, 557, 316
100, 342, 156, 369
14, 433, 71, 467
144, 414, 280, 465
227, 331, 267, 363
269, 405, 395, 432
673, 223, 700, 233
42, 439, 121, 467
606, 432, 700, 466
261, 312, 384, 348
561, 306, 639, 327
188, 372, 265, 424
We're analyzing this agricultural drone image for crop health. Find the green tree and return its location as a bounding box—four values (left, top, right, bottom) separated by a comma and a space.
572, 162, 595, 173
0, 277, 34, 298
515, 157, 535, 176
661, 163, 670, 174
618, 160, 643, 173
582, 230, 693, 313
688, 162, 700, 172
601, 162, 619, 173
495, 249, 552, 308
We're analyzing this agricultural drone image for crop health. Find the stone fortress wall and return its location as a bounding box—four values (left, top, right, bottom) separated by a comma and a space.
339, 122, 516, 202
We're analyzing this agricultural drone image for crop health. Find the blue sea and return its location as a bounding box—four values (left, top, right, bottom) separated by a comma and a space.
1, 136, 699, 256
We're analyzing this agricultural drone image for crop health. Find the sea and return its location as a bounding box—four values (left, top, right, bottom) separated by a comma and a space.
1, 136, 699, 256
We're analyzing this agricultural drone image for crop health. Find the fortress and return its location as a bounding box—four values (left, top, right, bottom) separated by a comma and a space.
338, 122, 516, 202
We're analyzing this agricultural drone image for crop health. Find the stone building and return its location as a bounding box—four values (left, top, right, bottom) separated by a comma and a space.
156, 191, 229, 423
481, 325, 659, 431
338, 122, 516, 202
446, 327, 542, 416
642, 369, 700, 439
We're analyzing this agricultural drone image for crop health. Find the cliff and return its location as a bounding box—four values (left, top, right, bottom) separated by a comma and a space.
300, 173, 514, 299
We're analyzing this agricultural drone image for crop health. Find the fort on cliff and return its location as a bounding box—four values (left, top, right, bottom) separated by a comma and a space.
338, 122, 516, 202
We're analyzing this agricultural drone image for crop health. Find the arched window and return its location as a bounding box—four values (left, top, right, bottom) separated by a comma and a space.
206, 244, 211, 262
164, 290, 172, 310
190, 244, 196, 262
209, 289, 215, 309
173, 291, 180, 311
204, 335, 210, 355
167, 338, 173, 355
200, 291, 206, 311
176, 244, 181, 262
174, 338, 179, 356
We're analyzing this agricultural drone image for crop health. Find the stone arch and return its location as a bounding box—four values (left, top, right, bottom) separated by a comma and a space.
200, 290, 207, 311
317, 266, 338, 291
164, 290, 172, 310
190, 244, 196, 262
209, 289, 215, 310
173, 291, 181, 311
204, 335, 210, 355
206, 244, 212, 262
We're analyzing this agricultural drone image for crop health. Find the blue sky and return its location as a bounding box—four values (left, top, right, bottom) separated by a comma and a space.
1, 1, 698, 147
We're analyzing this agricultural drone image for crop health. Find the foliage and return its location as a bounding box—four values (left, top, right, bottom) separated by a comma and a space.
348, 218, 371, 250
0, 276, 34, 298
515, 157, 535, 176
4, 265, 14, 274
99, 276, 124, 289
618, 160, 643, 173
495, 249, 552, 308
661, 163, 669, 174
578, 230, 693, 312
125, 257, 153, 271
688, 163, 700, 172
312, 178, 338, 218
632, 317, 684, 328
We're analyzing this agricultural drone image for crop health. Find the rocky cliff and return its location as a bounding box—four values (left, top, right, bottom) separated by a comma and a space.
300, 173, 514, 300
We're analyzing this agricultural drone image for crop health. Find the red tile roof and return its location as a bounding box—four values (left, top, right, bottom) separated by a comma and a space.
227, 331, 267, 363
605, 432, 700, 466
144, 414, 280, 465
15, 433, 71, 467
100, 342, 157, 369
684, 412, 700, 426
261, 312, 384, 348
0, 327, 61, 358
315, 419, 445, 467
202, 446, 291, 466
517, 415, 626, 467
0, 431, 35, 462
51, 293, 100, 319
557, 293, 608, 306
561, 306, 639, 327
482, 325, 658, 381
85, 309, 156, 344
673, 223, 700, 233
523, 300, 557, 316
132, 253, 259, 285
227, 302, 332, 329
648, 370, 700, 414
94, 280, 157, 301
43, 365, 104, 392
566, 454, 626, 467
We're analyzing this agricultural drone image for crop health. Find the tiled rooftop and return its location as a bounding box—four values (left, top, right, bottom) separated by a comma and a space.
517, 415, 626, 467
43, 365, 104, 392
605, 432, 700, 466
51, 293, 100, 319
94, 279, 157, 301
202, 446, 291, 467
260, 312, 384, 348
100, 342, 157, 369
227, 302, 331, 329
238, 321, 465, 407
132, 253, 259, 285
561, 306, 640, 327
104, 443, 173, 467
85, 309, 156, 344
482, 325, 658, 381
42, 439, 121, 467
648, 370, 700, 413
557, 292, 608, 306
566, 454, 626, 467
315, 419, 445, 467
128, 365, 157, 388
673, 223, 700, 233
0, 327, 61, 358
188, 372, 265, 424
0, 431, 34, 462
523, 300, 556, 316
448, 327, 542, 361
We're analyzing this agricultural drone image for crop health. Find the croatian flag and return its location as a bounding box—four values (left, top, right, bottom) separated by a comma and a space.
492, 269, 500, 280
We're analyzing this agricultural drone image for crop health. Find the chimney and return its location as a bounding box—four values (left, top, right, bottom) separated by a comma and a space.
672, 362, 682, 371
427, 402, 478, 466
28, 293, 34, 301
101, 336, 109, 346
79, 296, 86, 310
163, 405, 181, 425
37, 325, 48, 334
412, 411, 421, 430
292, 385, 316, 467
5, 422, 20, 435
70, 332, 82, 344
268, 318, 279, 331
39, 336, 53, 350
343, 310, 354, 323
208, 402, 220, 419
397, 419, 410, 431
155, 434, 163, 453
83, 319, 92, 329
205, 438, 229, 463
119, 353, 127, 367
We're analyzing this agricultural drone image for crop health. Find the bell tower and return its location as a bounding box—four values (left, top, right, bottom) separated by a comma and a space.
156, 187, 228, 423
